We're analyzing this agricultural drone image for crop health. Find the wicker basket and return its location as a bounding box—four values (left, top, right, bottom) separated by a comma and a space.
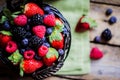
0, 0, 71, 80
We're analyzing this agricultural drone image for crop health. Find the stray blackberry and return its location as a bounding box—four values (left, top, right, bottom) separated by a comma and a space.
29, 35, 43, 48
30, 14, 43, 26
101, 28, 112, 41
11, 27, 27, 40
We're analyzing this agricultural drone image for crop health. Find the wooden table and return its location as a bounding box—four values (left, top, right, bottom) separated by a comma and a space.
0, 0, 120, 80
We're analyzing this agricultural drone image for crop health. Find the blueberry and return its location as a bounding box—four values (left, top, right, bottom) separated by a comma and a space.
21, 38, 29, 47
43, 42, 50, 47
101, 28, 112, 41
41, 37, 46, 42
94, 36, 101, 43
3, 21, 11, 30
62, 28, 68, 37
46, 28, 53, 35
44, 6, 51, 13
109, 16, 117, 24
58, 49, 64, 56
106, 8, 113, 16
19, 49, 26, 55
34, 54, 42, 60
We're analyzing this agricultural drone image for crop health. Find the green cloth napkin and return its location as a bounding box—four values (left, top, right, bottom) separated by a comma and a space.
45, 0, 90, 75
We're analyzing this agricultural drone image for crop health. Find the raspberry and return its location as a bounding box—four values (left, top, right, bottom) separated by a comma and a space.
24, 50, 35, 59
30, 14, 43, 26
90, 47, 103, 60
32, 25, 46, 38
14, 15, 27, 26
43, 14, 56, 27
5, 41, 18, 53
38, 45, 48, 57
11, 27, 27, 40
29, 35, 43, 48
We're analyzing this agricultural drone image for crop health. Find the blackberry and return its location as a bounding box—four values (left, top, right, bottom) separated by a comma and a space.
101, 28, 112, 41
29, 35, 43, 48
11, 27, 27, 40
30, 14, 43, 26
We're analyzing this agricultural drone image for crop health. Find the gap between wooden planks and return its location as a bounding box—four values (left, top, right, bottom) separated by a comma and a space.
89, 3, 120, 46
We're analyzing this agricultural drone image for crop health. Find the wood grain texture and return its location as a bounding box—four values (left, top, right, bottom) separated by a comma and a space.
89, 3, 120, 45
91, 0, 120, 6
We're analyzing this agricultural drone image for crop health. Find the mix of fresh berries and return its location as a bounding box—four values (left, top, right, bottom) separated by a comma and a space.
90, 47, 103, 60
75, 15, 97, 32
0, 2, 67, 77
101, 28, 112, 41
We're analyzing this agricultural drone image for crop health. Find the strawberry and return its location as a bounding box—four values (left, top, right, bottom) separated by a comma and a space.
49, 30, 64, 49
32, 25, 46, 38
43, 14, 56, 27
20, 59, 43, 76
24, 2, 44, 17
0, 33, 12, 48
14, 15, 27, 26
75, 15, 97, 32
55, 18, 64, 32
43, 48, 58, 66
90, 47, 104, 60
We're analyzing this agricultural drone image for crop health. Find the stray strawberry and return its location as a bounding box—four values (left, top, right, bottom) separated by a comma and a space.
6, 41, 18, 53
43, 48, 58, 66
24, 50, 35, 59
20, 59, 43, 76
14, 15, 27, 26
90, 47, 103, 60
43, 14, 56, 27
24, 2, 44, 17
75, 15, 97, 32
49, 30, 64, 49
38, 45, 48, 57
32, 25, 46, 38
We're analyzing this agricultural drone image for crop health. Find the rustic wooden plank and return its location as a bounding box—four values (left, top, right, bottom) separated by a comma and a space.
90, 0, 120, 6
89, 3, 120, 45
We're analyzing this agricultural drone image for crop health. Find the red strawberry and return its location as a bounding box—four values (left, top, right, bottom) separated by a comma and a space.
75, 15, 97, 32
55, 18, 64, 32
24, 50, 35, 59
43, 14, 56, 27
90, 47, 103, 60
49, 30, 64, 49
14, 15, 27, 26
20, 59, 43, 76
38, 45, 48, 57
43, 48, 58, 66
0, 33, 12, 48
24, 2, 44, 17
32, 25, 46, 38
5, 41, 18, 53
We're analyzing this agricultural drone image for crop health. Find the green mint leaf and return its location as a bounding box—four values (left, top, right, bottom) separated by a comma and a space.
0, 30, 12, 36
